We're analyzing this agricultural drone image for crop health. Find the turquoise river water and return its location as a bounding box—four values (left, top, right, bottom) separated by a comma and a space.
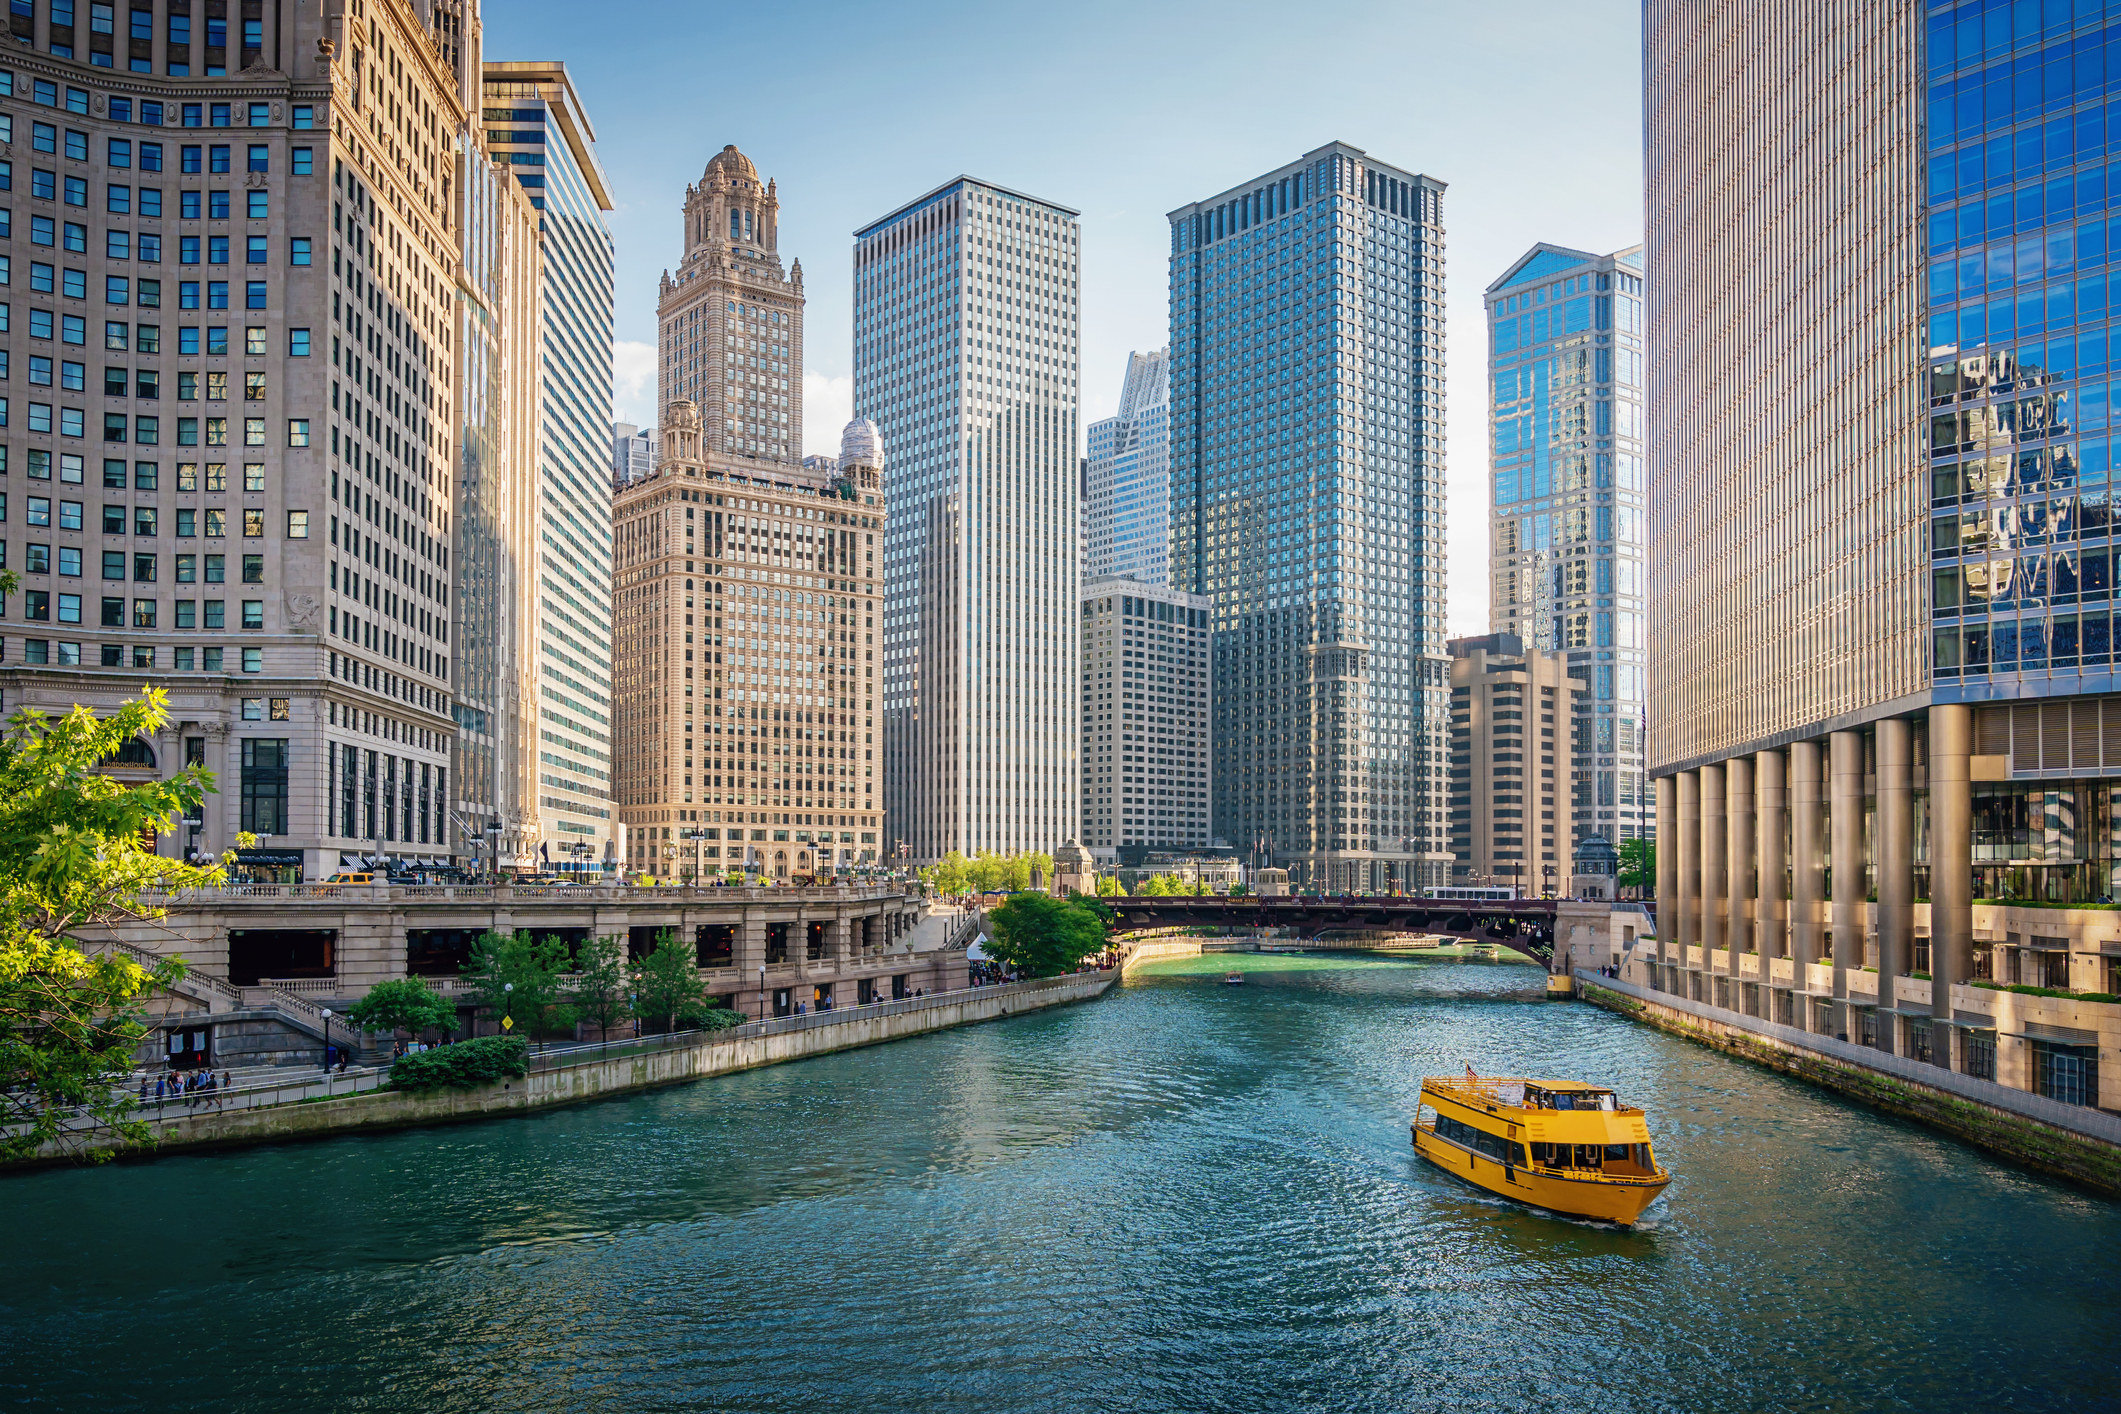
2, 956, 2117, 1412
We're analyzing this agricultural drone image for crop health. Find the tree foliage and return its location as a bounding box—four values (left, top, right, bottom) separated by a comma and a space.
921, 848, 1062, 898
347, 977, 455, 1037
631, 930, 708, 1034
464, 931, 576, 1041
385, 1035, 528, 1092
1618, 838, 1656, 893
0, 686, 244, 1163
985, 894, 1108, 978
571, 933, 630, 1038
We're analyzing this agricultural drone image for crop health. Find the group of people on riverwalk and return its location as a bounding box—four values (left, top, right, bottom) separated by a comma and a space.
140, 1069, 231, 1110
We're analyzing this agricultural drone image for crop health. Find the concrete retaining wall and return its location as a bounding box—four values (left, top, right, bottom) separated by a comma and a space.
1578, 978, 2121, 1196
1119, 939, 1206, 972
43, 971, 1117, 1167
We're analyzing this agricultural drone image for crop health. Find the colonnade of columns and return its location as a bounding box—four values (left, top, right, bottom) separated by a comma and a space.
1651, 705, 1973, 1064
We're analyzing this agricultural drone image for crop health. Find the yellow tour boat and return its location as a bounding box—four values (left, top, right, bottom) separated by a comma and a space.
1411, 1073, 1670, 1225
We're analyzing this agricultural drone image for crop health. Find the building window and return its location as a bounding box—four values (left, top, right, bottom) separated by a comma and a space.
239, 737, 287, 834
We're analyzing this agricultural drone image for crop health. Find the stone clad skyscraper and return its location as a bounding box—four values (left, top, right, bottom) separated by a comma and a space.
659, 146, 804, 464
1169, 143, 1452, 892
861, 179, 1079, 863
1484, 243, 1650, 850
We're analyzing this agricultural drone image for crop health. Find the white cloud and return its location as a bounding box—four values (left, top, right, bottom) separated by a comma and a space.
804, 371, 852, 457
611, 340, 657, 426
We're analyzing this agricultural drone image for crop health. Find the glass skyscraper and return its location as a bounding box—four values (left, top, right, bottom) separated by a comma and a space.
1484, 243, 1649, 848
1647, 0, 2121, 1068
1169, 142, 1452, 893
1084, 349, 1170, 583
482, 62, 617, 873
860, 179, 1080, 862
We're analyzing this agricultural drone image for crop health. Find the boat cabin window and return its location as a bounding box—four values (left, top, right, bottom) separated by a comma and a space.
1525, 1086, 1618, 1111
1433, 1113, 1527, 1166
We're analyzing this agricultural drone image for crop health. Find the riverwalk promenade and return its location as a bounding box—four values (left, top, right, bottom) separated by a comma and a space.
19, 968, 1118, 1167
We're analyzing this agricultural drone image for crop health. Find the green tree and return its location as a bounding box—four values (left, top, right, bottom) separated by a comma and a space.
1140, 873, 1174, 897
966, 850, 1006, 894
0, 686, 239, 1163
1095, 873, 1122, 898
346, 977, 455, 1038
985, 894, 1108, 978
632, 929, 708, 1034
1228, 880, 1250, 896
1618, 838, 1656, 895
928, 849, 970, 897
999, 853, 1032, 892
571, 933, 630, 1039
464, 931, 576, 1044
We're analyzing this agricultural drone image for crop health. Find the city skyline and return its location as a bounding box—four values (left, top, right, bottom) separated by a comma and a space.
483, 0, 1645, 638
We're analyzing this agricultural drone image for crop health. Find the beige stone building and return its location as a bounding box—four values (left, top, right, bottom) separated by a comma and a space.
1448, 634, 1582, 896
612, 409, 884, 881
658, 145, 801, 465
0, 0, 470, 880
614, 146, 882, 882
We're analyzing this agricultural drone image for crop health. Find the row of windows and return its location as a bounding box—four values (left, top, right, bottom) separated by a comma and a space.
13, 227, 312, 265
0, 501, 304, 538
0, 269, 282, 309
11, 590, 263, 627
7, 546, 277, 577
8, 80, 313, 130
0, 402, 306, 443
6, 640, 265, 672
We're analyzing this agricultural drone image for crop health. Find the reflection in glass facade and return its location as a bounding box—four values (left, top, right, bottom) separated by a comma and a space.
1084, 349, 1170, 584
1925, 0, 2121, 697
1485, 245, 1649, 845
1169, 143, 1452, 892
483, 63, 617, 872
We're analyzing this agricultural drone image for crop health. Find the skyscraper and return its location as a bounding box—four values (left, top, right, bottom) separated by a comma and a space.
1447, 633, 1583, 893
1078, 577, 1213, 854
452, 75, 547, 878
860, 179, 1079, 863
611, 407, 885, 881
658, 146, 804, 464
612, 421, 659, 486
1084, 349, 1170, 583
1169, 143, 1452, 893
482, 62, 617, 875
1484, 243, 1649, 849
0, 0, 467, 881
1647, 0, 2121, 1060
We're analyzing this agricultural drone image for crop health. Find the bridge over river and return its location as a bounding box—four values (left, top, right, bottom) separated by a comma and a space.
1105, 896, 1616, 971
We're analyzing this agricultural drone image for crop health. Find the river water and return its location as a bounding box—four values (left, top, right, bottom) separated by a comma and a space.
4, 955, 2117, 1413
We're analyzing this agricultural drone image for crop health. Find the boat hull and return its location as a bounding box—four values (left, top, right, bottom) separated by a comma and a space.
1412, 1124, 1667, 1226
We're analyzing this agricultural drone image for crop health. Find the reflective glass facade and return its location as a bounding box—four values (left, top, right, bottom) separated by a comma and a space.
483, 63, 616, 872
1485, 244, 1649, 844
1084, 348, 1169, 584
1169, 143, 1451, 892
1926, 0, 2121, 697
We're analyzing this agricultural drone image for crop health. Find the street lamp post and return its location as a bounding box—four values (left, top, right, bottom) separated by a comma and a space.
318, 1007, 333, 1075
502, 980, 514, 1042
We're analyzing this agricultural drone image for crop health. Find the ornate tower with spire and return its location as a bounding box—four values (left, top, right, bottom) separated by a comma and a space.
657, 144, 805, 463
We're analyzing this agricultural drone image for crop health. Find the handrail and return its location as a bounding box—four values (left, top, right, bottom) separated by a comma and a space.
89, 936, 243, 1005
140, 882, 916, 905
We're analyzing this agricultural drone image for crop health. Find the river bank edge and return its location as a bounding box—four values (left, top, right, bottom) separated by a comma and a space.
9, 971, 1119, 1174
1577, 979, 2121, 1197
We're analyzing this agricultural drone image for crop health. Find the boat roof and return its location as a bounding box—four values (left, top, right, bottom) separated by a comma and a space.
1426, 1076, 1612, 1092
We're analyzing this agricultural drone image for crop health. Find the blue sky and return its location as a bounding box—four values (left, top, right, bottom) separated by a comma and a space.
483, 0, 1643, 633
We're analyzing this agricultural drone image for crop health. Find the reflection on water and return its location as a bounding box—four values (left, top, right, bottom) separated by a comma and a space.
2, 961, 2116, 1413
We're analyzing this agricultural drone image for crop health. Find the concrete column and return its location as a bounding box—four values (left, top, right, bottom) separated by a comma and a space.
1930, 705, 1974, 1063
1726, 755, 1754, 985
1829, 729, 1865, 1007
1676, 770, 1700, 958
1876, 717, 1913, 1049
1756, 748, 1788, 975
1790, 739, 1824, 987
1655, 775, 1678, 966
1700, 764, 1726, 967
